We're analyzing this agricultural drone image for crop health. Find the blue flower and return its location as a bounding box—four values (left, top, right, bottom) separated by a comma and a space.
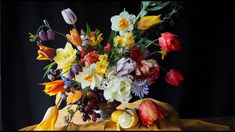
131, 79, 149, 98
61, 76, 72, 89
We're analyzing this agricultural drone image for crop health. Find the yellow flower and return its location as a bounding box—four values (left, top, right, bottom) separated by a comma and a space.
66, 90, 82, 105
158, 49, 167, 60
96, 61, 109, 76
34, 106, 59, 130
66, 28, 82, 46
54, 42, 77, 76
90, 33, 103, 46
40, 80, 65, 96
99, 54, 108, 62
75, 64, 103, 90
137, 15, 162, 30
123, 32, 135, 47
114, 35, 124, 47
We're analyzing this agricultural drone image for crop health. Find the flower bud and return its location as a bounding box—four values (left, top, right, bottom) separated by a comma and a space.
39, 30, 48, 41
68, 69, 75, 80
139, 99, 168, 127
165, 69, 184, 86
72, 63, 82, 74
47, 29, 55, 40
47, 74, 55, 81
61, 8, 77, 25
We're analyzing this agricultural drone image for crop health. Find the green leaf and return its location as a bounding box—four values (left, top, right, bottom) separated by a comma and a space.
95, 29, 100, 36
140, 9, 148, 17
68, 109, 74, 114
43, 62, 56, 78
108, 31, 116, 43
146, 1, 171, 11
142, 1, 150, 9
86, 22, 91, 35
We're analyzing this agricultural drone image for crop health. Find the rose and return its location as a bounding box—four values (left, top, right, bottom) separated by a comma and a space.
159, 32, 181, 52
165, 69, 184, 86
116, 58, 136, 77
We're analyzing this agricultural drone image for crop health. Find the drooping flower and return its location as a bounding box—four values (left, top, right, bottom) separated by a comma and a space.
103, 71, 133, 103
116, 58, 136, 77
54, 42, 77, 76
137, 15, 162, 30
159, 32, 181, 52
38, 30, 48, 41
165, 69, 184, 86
40, 80, 65, 96
66, 28, 82, 47
75, 63, 103, 90
36, 44, 56, 61
66, 90, 82, 104
47, 29, 55, 40
61, 8, 77, 25
111, 10, 136, 35
34, 106, 59, 130
131, 79, 149, 98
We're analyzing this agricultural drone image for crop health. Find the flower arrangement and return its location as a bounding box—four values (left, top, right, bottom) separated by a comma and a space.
29, 1, 184, 130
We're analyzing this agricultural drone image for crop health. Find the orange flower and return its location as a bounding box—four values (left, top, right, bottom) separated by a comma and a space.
40, 80, 65, 96
66, 90, 82, 104
37, 44, 56, 61
66, 28, 82, 46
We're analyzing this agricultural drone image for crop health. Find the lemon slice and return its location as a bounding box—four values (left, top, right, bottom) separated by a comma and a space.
111, 110, 124, 123
118, 109, 139, 129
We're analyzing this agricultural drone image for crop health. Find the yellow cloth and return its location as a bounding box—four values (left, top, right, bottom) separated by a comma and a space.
19, 98, 232, 131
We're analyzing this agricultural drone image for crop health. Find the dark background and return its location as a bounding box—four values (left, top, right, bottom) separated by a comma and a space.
1, 1, 235, 130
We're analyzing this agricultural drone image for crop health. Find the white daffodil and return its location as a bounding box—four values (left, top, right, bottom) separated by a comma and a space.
103, 69, 133, 103
75, 63, 103, 90
111, 10, 136, 35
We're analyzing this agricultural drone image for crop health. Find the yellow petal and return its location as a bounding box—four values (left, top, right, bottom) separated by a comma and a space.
34, 106, 59, 130
137, 15, 162, 30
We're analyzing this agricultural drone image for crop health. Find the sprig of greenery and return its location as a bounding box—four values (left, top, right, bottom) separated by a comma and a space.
43, 61, 56, 78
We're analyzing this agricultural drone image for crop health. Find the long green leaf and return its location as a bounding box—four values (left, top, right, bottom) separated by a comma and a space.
86, 22, 91, 35
146, 1, 171, 11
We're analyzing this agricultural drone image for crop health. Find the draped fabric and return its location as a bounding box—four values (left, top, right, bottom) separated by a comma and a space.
1, 1, 235, 130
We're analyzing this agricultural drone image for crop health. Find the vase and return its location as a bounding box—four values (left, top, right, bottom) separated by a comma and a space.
95, 101, 121, 121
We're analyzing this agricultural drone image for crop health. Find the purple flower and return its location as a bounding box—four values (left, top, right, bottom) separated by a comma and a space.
116, 58, 136, 77
72, 63, 82, 74
47, 29, 55, 40
38, 30, 48, 41
131, 79, 149, 98
68, 69, 75, 79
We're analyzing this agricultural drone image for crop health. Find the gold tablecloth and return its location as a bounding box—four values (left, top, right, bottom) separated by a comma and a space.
19, 98, 232, 131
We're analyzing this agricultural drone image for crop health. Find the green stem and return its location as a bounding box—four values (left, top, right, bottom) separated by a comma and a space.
148, 51, 159, 57
145, 39, 159, 48
56, 97, 62, 109
160, 67, 168, 73
36, 25, 48, 34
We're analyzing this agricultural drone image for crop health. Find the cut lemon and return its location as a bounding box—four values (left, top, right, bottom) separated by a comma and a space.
111, 110, 124, 123
118, 109, 139, 129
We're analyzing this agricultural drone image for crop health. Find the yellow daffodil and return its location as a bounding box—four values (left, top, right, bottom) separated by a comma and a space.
40, 80, 65, 96
54, 42, 77, 76
96, 61, 109, 76
75, 64, 103, 90
137, 15, 162, 30
123, 32, 135, 47
66, 28, 82, 46
114, 35, 124, 47
99, 54, 108, 62
66, 90, 82, 104
90, 33, 103, 46
34, 106, 59, 130
36, 44, 56, 61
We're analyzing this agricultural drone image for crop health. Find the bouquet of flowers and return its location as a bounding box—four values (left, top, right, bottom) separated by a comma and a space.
29, 1, 184, 130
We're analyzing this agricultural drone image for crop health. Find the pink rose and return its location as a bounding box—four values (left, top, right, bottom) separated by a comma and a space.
165, 69, 184, 86
159, 32, 181, 52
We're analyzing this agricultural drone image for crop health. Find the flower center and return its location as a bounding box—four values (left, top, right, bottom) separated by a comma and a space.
84, 74, 93, 82
118, 18, 130, 31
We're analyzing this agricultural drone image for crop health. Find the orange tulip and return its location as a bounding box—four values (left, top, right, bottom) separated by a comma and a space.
34, 106, 59, 130
66, 28, 82, 46
36, 44, 56, 61
40, 80, 65, 96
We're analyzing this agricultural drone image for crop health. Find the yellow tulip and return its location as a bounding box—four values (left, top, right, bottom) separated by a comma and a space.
137, 15, 162, 30
34, 106, 59, 130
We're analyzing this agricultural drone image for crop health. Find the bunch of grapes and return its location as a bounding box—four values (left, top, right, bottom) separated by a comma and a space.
78, 88, 106, 122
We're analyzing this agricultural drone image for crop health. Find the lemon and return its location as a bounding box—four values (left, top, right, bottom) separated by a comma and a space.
111, 110, 124, 123
118, 109, 139, 129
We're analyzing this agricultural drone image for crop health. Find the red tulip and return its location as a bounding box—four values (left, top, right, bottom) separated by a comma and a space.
159, 32, 181, 52
165, 69, 184, 86
139, 99, 168, 127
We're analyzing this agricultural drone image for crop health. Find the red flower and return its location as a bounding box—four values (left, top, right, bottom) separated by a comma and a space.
159, 32, 181, 52
80, 49, 86, 57
85, 51, 99, 64
165, 69, 184, 86
130, 46, 144, 63
104, 43, 111, 51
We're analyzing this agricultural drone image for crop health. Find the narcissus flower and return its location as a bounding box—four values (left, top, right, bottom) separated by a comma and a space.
66, 28, 82, 47
159, 32, 181, 52
61, 8, 77, 25
111, 10, 136, 35
37, 44, 56, 61
34, 106, 59, 130
137, 15, 162, 30
40, 80, 65, 96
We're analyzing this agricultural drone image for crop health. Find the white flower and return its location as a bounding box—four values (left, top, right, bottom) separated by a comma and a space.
111, 10, 136, 35
75, 63, 103, 90
103, 70, 133, 103
61, 8, 77, 25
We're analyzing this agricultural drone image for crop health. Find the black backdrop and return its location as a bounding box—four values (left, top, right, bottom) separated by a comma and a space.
1, 1, 235, 130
